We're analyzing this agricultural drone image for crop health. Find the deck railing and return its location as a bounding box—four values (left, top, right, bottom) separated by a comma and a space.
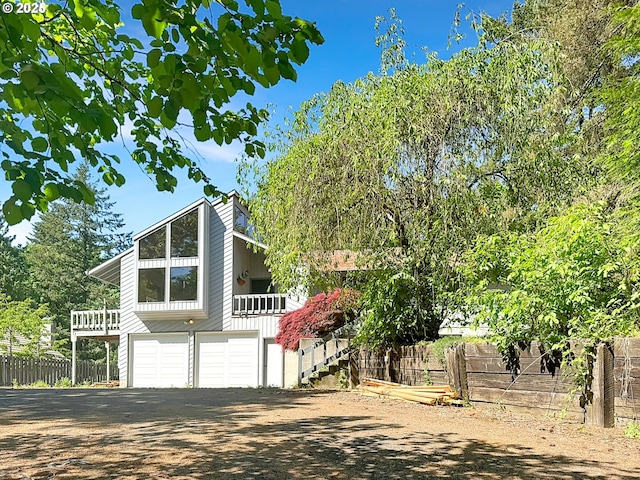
232, 294, 288, 315
71, 309, 120, 334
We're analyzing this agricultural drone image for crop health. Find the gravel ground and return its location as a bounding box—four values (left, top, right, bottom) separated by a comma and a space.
0, 388, 638, 479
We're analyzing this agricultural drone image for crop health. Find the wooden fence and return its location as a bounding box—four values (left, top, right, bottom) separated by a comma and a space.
0, 355, 118, 386
358, 338, 640, 427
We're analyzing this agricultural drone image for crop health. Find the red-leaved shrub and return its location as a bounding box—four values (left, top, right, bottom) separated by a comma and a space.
275, 288, 360, 351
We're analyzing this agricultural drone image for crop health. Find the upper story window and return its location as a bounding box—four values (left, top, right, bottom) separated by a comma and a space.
139, 227, 166, 259
171, 210, 198, 257
136, 206, 203, 306
234, 205, 260, 241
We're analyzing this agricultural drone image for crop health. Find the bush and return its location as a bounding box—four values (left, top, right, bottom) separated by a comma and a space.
55, 377, 73, 388
30, 380, 49, 388
275, 288, 360, 351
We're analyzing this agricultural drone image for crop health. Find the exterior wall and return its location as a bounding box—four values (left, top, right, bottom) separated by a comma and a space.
118, 195, 299, 388
208, 199, 233, 331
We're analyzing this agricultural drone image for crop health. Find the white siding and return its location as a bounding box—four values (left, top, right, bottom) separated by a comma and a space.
118, 251, 135, 387
229, 315, 280, 338
208, 200, 233, 330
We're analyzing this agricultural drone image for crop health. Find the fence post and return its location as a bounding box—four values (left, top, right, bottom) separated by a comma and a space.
586, 342, 615, 428
445, 344, 469, 402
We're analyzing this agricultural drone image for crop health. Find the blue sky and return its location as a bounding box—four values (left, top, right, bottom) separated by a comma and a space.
6, 0, 514, 245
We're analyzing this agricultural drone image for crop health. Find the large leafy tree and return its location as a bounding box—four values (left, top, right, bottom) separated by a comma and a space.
0, 294, 50, 357
245, 8, 589, 346
0, 0, 323, 224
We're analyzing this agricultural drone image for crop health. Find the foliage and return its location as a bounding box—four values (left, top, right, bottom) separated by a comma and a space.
245, 5, 593, 349
335, 367, 350, 389
355, 269, 441, 349
598, 3, 640, 237
54, 377, 73, 388
29, 380, 50, 388
275, 288, 360, 351
0, 215, 29, 301
0, 294, 50, 357
624, 421, 640, 439
25, 164, 130, 358
459, 202, 639, 403
0, 0, 323, 225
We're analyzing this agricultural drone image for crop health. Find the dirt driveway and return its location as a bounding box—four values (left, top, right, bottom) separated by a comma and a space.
0, 388, 638, 479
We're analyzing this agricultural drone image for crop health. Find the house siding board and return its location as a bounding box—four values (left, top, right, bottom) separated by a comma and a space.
208, 201, 231, 331
118, 251, 135, 387
229, 315, 280, 338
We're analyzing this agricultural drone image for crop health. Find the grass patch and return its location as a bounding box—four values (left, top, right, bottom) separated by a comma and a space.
624, 421, 640, 439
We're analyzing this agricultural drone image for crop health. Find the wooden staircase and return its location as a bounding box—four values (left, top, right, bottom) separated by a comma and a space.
297, 324, 354, 388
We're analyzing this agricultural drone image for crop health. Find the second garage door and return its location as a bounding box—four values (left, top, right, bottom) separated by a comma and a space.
197, 333, 259, 388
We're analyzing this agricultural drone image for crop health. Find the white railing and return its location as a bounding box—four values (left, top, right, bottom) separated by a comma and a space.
232, 294, 288, 315
71, 309, 120, 334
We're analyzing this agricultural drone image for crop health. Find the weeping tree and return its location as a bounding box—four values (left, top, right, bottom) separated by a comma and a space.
243, 8, 590, 348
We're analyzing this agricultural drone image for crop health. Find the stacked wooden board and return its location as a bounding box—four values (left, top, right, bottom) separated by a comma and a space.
358, 378, 463, 406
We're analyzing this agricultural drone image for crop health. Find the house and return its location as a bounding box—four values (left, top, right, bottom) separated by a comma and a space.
0, 324, 63, 358
72, 192, 305, 388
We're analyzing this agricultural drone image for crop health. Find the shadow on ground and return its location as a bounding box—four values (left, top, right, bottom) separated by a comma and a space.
0, 389, 635, 479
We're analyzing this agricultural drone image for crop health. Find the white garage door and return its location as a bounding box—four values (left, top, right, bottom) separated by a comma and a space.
197, 333, 258, 388
131, 333, 189, 388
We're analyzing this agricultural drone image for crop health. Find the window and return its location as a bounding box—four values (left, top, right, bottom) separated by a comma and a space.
138, 268, 165, 302
170, 267, 198, 301
171, 210, 198, 258
139, 227, 166, 259
234, 205, 262, 242
234, 205, 248, 235
136, 206, 203, 309
251, 279, 275, 294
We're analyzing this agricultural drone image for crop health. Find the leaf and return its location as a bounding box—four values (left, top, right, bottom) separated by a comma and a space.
290, 36, 310, 64
12, 179, 32, 202
147, 96, 163, 118
141, 9, 167, 39
147, 48, 162, 68
2, 200, 23, 225
31, 137, 48, 152
277, 60, 297, 81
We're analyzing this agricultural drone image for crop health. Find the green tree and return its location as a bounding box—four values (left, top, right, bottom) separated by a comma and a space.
244, 9, 588, 346
0, 294, 50, 357
1, 0, 323, 225
459, 202, 639, 404
0, 216, 29, 301
26, 164, 130, 358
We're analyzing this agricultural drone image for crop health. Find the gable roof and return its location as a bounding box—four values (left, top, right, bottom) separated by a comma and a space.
133, 191, 241, 241
88, 191, 241, 285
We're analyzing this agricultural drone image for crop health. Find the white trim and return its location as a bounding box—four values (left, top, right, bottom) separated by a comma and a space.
87, 248, 134, 286
232, 230, 267, 249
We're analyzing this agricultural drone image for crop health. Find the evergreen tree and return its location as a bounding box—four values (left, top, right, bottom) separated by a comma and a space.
25, 163, 131, 358
0, 215, 29, 302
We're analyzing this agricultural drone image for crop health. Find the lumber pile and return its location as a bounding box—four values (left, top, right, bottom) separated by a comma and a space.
358, 378, 463, 406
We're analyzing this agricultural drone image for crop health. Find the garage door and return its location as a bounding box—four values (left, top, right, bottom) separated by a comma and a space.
197, 333, 258, 388
131, 333, 189, 388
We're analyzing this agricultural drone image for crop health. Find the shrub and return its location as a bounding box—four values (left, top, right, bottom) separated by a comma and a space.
55, 377, 73, 388
275, 288, 360, 351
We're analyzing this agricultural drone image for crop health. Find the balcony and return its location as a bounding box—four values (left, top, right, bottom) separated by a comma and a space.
232, 294, 288, 316
71, 309, 121, 337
